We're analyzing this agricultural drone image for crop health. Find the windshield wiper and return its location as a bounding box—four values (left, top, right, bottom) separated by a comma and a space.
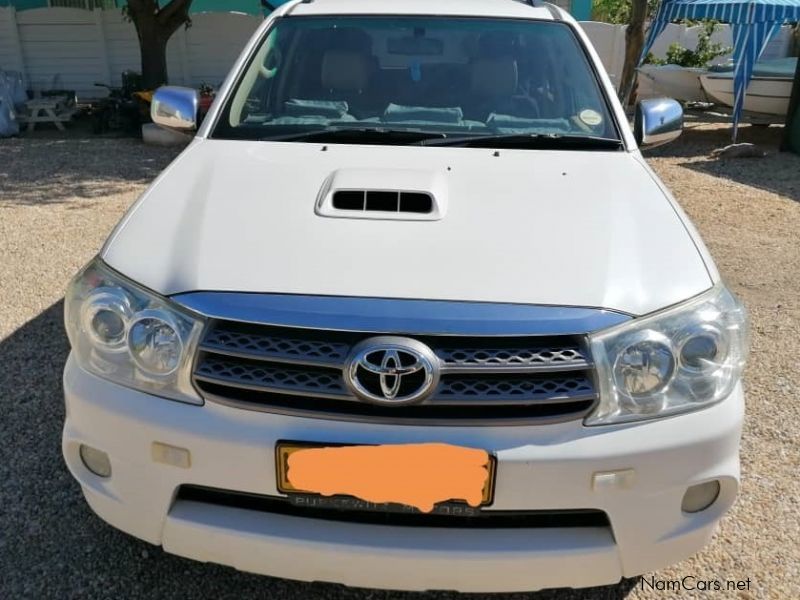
258, 127, 622, 149
262, 127, 448, 144
417, 132, 623, 150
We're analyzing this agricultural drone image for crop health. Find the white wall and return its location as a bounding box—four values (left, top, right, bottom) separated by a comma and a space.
0, 6, 261, 98
0, 7, 794, 100
0, 7, 26, 75
15, 8, 108, 94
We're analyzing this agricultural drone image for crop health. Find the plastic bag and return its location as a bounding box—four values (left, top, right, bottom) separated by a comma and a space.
0, 73, 20, 138
5, 70, 27, 110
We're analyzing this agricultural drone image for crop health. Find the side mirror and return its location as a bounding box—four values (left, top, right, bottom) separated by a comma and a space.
634, 98, 683, 148
151, 86, 199, 132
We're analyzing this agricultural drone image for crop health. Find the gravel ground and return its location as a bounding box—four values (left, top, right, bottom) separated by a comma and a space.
1, 124, 798, 599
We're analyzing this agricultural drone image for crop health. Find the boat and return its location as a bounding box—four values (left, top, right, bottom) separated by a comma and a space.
699, 57, 797, 116
637, 64, 709, 103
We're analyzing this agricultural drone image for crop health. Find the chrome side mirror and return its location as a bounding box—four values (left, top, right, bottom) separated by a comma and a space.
151, 86, 199, 132
634, 98, 683, 148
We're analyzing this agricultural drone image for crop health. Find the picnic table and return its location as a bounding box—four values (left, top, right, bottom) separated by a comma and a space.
18, 96, 76, 132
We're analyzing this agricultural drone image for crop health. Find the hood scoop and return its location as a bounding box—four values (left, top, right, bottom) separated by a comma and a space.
332, 190, 434, 213
316, 168, 447, 221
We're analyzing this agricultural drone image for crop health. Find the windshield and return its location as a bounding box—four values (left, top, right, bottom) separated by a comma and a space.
212, 16, 620, 145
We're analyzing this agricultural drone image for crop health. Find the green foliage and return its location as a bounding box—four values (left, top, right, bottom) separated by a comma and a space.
592, 0, 660, 24
645, 21, 731, 67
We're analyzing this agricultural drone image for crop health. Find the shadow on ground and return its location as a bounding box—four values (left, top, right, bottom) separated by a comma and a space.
0, 136, 182, 206
0, 301, 639, 599
681, 155, 799, 203
644, 123, 800, 202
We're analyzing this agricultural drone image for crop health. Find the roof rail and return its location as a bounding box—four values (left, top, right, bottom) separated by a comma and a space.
515, 0, 563, 20
284, 0, 314, 16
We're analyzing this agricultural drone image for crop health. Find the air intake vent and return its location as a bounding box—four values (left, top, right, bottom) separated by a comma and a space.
316, 168, 447, 221
332, 190, 434, 214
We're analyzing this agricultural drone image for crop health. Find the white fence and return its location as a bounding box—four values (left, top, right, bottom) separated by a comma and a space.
0, 7, 794, 99
0, 7, 262, 97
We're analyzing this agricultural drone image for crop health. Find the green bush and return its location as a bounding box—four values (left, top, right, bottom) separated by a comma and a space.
645, 21, 731, 68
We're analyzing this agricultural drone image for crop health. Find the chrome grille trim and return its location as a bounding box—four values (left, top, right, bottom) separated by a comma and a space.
199, 337, 592, 375
194, 355, 348, 398
193, 349, 596, 406
199, 328, 349, 368
191, 321, 601, 424
435, 375, 595, 404
196, 390, 595, 426
435, 346, 589, 374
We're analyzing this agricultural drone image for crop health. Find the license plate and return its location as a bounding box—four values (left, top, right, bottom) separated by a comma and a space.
275, 442, 496, 512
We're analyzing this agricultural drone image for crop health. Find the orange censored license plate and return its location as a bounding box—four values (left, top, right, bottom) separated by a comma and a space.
276, 442, 496, 513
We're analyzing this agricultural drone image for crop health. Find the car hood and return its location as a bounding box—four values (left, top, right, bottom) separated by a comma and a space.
102, 139, 713, 316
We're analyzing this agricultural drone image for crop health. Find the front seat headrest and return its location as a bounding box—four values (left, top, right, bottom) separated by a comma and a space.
470, 58, 518, 97
321, 50, 371, 92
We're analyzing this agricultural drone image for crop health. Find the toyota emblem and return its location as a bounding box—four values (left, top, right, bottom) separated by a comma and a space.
344, 337, 439, 405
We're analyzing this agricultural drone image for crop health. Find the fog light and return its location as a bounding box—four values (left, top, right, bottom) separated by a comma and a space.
79, 444, 111, 478
681, 480, 720, 513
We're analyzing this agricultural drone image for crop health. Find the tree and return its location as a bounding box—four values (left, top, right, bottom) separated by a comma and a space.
781, 25, 800, 152
592, 0, 660, 26
617, 0, 650, 105
124, 0, 194, 90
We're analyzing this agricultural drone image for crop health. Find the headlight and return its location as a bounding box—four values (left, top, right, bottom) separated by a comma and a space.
586, 284, 748, 425
65, 258, 204, 404
128, 310, 184, 375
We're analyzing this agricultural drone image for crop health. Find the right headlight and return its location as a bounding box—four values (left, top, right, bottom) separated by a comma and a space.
585, 284, 748, 425
65, 258, 205, 404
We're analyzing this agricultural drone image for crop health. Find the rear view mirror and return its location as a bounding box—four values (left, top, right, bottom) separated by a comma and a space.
387, 36, 444, 56
151, 86, 199, 132
634, 98, 683, 148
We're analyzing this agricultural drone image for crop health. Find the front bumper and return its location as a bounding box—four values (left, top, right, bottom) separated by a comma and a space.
63, 354, 743, 593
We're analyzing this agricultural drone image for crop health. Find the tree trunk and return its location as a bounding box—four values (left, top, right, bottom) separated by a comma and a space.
127, 0, 193, 90
780, 28, 800, 152
617, 0, 649, 107
137, 23, 169, 89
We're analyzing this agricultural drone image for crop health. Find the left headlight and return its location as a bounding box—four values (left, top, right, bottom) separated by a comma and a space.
65, 258, 205, 404
585, 284, 748, 425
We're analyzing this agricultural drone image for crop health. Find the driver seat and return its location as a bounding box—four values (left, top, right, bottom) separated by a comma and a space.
318, 29, 377, 116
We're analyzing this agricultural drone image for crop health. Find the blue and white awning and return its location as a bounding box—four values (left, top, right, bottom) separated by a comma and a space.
640, 0, 800, 138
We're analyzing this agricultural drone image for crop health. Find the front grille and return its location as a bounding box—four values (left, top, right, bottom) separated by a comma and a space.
202, 327, 349, 365
437, 374, 594, 402
196, 356, 348, 397
177, 485, 610, 529
192, 320, 598, 424
436, 345, 586, 370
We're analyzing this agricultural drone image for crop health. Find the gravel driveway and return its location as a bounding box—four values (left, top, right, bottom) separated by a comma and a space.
1, 124, 798, 599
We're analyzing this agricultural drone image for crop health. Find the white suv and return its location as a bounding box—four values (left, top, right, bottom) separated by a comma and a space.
63, 0, 749, 593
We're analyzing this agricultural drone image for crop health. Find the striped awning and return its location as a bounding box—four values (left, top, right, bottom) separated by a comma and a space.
640, 0, 800, 139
